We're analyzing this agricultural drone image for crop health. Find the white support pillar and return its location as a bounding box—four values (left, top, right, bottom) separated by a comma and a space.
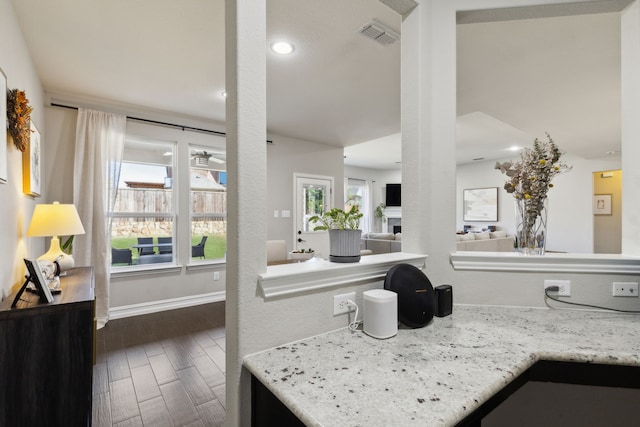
621, 0, 640, 256
225, 1, 267, 426
401, 1, 458, 280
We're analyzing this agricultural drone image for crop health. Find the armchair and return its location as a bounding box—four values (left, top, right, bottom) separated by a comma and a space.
158, 236, 173, 254
192, 236, 208, 259
111, 247, 132, 265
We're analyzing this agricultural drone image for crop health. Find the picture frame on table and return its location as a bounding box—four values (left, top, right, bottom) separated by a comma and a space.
463, 187, 498, 222
593, 194, 612, 215
22, 121, 41, 197
11, 258, 54, 307
0, 67, 7, 184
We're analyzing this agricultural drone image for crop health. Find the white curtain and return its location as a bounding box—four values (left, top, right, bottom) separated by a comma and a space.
364, 179, 373, 233
73, 108, 126, 328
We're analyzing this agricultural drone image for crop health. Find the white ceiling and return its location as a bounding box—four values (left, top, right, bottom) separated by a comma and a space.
9, 1, 625, 169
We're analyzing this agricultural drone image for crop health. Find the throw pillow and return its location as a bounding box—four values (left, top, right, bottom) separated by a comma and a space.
459, 233, 475, 241
490, 230, 507, 239
475, 231, 491, 240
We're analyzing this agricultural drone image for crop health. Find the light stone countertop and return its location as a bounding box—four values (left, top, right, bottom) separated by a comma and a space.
243, 304, 640, 426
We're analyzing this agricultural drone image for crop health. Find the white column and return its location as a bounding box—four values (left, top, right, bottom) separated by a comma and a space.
621, 0, 640, 256
401, 1, 458, 278
225, 0, 267, 425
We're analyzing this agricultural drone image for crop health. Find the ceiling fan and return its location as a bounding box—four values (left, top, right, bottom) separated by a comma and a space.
191, 151, 225, 166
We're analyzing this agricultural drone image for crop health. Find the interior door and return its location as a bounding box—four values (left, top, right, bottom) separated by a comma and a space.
294, 174, 334, 258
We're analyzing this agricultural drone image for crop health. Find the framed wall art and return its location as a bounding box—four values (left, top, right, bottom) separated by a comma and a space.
0, 67, 7, 184
593, 194, 612, 215
463, 187, 498, 222
22, 121, 41, 197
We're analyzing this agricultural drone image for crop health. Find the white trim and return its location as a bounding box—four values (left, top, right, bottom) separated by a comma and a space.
110, 264, 183, 278
450, 252, 640, 274
259, 253, 427, 299
109, 290, 226, 320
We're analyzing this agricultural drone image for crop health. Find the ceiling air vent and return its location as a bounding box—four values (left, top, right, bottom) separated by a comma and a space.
358, 20, 400, 46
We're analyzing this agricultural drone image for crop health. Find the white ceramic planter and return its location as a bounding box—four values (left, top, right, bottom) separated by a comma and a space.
329, 229, 362, 263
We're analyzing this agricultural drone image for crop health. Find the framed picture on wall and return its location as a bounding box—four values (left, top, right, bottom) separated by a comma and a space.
463, 187, 498, 222
0, 67, 7, 184
594, 194, 612, 215
22, 122, 41, 197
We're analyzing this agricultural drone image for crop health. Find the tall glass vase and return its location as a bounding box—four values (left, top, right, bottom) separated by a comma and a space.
514, 198, 547, 255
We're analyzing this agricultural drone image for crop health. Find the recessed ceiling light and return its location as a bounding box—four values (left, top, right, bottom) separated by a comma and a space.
271, 41, 295, 55
221, 90, 227, 98
509, 146, 521, 151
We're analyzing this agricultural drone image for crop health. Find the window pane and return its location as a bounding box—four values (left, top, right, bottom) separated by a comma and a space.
111, 216, 174, 265
346, 178, 365, 210
110, 137, 175, 267
302, 183, 326, 231
190, 146, 227, 261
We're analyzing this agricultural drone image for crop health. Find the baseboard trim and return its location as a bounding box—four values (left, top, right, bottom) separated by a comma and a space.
109, 291, 226, 320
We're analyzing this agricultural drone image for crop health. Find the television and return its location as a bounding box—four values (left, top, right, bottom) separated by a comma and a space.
386, 184, 401, 207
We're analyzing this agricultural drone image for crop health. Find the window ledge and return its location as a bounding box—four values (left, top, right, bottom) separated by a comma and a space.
258, 252, 428, 299
450, 251, 640, 274
186, 260, 226, 271
110, 264, 182, 278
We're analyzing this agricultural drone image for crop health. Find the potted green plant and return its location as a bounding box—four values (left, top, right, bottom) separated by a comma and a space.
309, 206, 363, 263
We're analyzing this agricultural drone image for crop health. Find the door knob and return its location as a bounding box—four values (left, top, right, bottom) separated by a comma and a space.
298, 238, 306, 243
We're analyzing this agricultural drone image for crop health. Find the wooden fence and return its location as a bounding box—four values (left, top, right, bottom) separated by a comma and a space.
111, 189, 227, 237
114, 188, 226, 214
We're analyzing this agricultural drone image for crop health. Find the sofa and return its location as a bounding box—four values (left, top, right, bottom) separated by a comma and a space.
361, 232, 402, 254
455, 230, 515, 252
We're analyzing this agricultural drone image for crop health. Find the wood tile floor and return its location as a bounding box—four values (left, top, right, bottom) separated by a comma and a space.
92, 302, 226, 427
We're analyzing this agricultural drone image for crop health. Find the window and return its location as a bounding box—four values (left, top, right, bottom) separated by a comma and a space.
190, 146, 227, 262
110, 137, 176, 267
345, 178, 370, 233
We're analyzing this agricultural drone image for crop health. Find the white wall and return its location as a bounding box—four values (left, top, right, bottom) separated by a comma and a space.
344, 165, 401, 232
0, 0, 46, 301
266, 135, 345, 252
400, 0, 640, 312
457, 155, 622, 253
43, 102, 228, 309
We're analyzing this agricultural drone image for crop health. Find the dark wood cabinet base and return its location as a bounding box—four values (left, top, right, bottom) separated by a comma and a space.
0, 267, 95, 427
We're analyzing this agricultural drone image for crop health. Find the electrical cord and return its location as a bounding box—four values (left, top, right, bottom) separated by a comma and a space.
346, 299, 362, 331
544, 286, 640, 314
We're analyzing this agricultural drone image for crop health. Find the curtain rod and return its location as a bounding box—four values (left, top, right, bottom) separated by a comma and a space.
50, 102, 274, 143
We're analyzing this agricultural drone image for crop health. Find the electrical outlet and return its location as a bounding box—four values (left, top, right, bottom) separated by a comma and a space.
544, 280, 571, 297
213, 271, 220, 281
333, 292, 356, 315
613, 282, 638, 297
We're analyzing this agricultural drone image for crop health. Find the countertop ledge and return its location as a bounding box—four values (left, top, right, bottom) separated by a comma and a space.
259, 253, 427, 299
244, 304, 640, 427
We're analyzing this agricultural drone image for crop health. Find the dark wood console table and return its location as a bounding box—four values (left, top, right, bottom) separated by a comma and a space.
0, 266, 95, 427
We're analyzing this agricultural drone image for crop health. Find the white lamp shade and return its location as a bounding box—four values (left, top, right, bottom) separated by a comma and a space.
27, 202, 85, 237
27, 202, 85, 270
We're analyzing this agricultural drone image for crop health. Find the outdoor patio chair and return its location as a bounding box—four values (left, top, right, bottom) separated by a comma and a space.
137, 237, 155, 256
192, 236, 208, 259
111, 247, 132, 265
158, 236, 173, 254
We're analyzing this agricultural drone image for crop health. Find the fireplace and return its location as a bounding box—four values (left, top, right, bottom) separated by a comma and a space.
388, 218, 401, 234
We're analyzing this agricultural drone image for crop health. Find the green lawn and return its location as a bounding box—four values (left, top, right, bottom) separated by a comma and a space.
111, 235, 226, 261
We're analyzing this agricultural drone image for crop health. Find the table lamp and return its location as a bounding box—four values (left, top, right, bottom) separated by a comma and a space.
27, 201, 86, 272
